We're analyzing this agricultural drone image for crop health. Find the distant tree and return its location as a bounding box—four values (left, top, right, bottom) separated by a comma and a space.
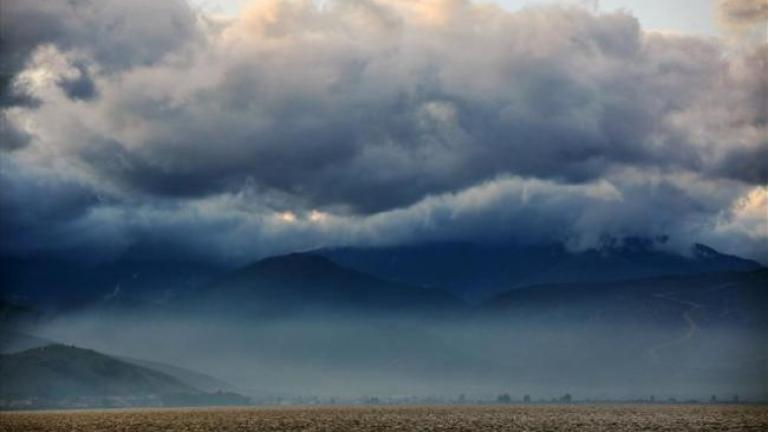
457, 394, 466, 404
497, 393, 511, 404
560, 393, 572, 403
523, 394, 531, 403
649, 395, 655, 403
710, 395, 717, 403
733, 394, 740, 403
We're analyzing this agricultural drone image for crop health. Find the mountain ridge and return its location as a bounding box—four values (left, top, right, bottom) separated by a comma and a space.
199, 252, 462, 315
320, 240, 763, 301
1, 240, 763, 314
484, 268, 768, 326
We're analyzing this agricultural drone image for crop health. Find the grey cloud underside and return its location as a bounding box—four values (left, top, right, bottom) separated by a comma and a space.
46, 9, 766, 207
717, 0, 768, 27
0, 0, 199, 166
0, 0, 766, 262
0, 0, 199, 78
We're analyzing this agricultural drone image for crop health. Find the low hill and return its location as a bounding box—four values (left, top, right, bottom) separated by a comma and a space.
0, 332, 236, 392
0, 345, 249, 409
0, 344, 195, 400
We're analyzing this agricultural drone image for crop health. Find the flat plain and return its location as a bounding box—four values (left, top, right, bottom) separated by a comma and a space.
2, 404, 767, 432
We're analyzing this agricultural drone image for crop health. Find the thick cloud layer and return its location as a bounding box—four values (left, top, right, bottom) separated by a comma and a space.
0, 0, 766, 263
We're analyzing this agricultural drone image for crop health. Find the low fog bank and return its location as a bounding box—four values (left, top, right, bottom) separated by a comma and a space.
14, 309, 767, 403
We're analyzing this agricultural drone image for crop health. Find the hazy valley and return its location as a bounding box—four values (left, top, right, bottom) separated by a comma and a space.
2, 240, 766, 409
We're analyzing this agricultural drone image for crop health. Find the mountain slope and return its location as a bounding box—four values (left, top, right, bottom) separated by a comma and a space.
485, 269, 768, 326
0, 344, 197, 400
321, 240, 763, 301
118, 356, 236, 393
0, 256, 227, 311
199, 252, 461, 315
0, 332, 236, 393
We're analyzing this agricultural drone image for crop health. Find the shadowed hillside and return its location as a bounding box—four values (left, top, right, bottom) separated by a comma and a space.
485, 269, 768, 327
0, 345, 194, 399
0, 345, 249, 409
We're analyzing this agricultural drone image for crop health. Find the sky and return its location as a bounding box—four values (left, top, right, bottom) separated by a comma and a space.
189, 0, 721, 35
0, 0, 766, 264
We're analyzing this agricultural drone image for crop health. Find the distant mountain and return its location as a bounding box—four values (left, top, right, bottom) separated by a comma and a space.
0, 256, 228, 311
2, 240, 762, 314
321, 240, 763, 301
484, 269, 768, 327
0, 344, 249, 409
199, 252, 461, 315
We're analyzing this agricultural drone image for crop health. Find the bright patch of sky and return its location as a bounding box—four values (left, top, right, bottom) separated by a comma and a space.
187, 0, 719, 36
497, 0, 717, 35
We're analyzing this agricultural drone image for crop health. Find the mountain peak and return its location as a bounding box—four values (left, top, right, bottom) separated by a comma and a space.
249, 252, 337, 272
203, 252, 461, 313
692, 243, 722, 258
236, 252, 354, 284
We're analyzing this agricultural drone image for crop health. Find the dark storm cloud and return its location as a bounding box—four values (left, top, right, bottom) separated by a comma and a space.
0, 0, 201, 107
57, 3, 763, 212
57, 62, 98, 101
719, 144, 768, 184
0, 0, 766, 262
0, 158, 106, 256
0, 113, 31, 151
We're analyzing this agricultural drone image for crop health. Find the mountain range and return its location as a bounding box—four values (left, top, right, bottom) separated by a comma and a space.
2, 240, 762, 313
321, 240, 762, 301
0, 239, 766, 407
1, 240, 765, 319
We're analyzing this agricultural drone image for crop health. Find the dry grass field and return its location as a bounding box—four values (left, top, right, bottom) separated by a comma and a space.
2, 404, 767, 432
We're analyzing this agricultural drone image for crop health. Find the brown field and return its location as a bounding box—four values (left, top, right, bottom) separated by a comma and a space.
1, 404, 767, 432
